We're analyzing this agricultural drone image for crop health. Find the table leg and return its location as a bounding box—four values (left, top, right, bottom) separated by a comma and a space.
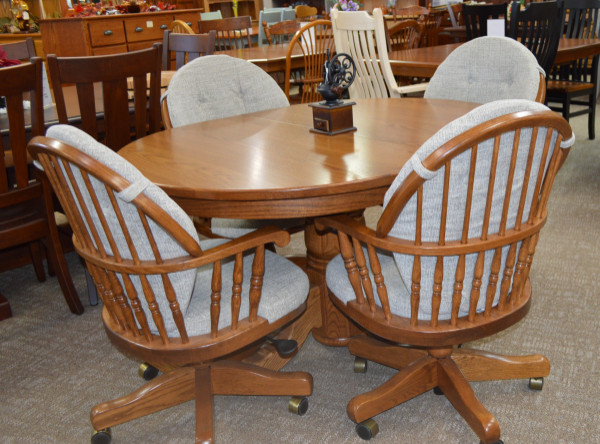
304, 219, 362, 346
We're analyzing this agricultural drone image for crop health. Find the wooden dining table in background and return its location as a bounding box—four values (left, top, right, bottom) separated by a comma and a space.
216, 38, 600, 80
118, 97, 480, 369
389, 38, 600, 78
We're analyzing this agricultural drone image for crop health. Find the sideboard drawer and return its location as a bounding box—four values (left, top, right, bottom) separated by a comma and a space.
124, 16, 173, 42
92, 44, 128, 55
88, 21, 126, 47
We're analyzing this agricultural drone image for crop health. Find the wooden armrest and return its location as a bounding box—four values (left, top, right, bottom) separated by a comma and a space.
75, 225, 291, 274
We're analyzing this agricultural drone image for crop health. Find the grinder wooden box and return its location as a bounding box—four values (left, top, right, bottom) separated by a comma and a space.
309, 101, 357, 136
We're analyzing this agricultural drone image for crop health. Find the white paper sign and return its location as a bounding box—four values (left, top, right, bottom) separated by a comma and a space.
487, 19, 506, 37
41, 62, 53, 109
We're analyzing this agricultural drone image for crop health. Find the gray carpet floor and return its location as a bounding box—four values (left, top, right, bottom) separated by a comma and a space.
1, 107, 599, 444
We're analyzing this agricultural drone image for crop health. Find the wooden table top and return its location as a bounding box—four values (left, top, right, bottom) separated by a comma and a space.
389, 38, 600, 78
118, 98, 479, 219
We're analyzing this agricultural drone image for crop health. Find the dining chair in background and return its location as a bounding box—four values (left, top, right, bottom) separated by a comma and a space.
162, 29, 216, 70
507, 0, 563, 76
317, 99, 574, 443
28, 125, 313, 444
462, 2, 508, 40
331, 8, 428, 99
385, 19, 422, 52
161, 54, 303, 238
258, 7, 296, 46
424, 36, 546, 103
0, 58, 83, 320
392, 5, 429, 21
263, 19, 300, 45
285, 19, 335, 104
198, 15, 253, 50
546, 0, 600, 139
418, 9, 444, 47
1, 36, 36, 61
169, 19, 195, 34
47, 44, 162, 152
47, 45, 162, 306
294, 4, 318, 20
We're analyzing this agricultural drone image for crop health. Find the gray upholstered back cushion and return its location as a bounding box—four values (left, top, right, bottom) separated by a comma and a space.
382, 99, 564, 320
424, 37, 543, 103
46, 125, 200, 335
165, 54, 289, 127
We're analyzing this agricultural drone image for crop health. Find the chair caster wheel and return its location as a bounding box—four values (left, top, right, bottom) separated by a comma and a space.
529, 377, 544, 391
353, 357, 368, 373
288, 396, 309, 416
433, 386, 444, 395
138, 362, 159, 381
91, 428, 111, 444
356, 418, 379, 440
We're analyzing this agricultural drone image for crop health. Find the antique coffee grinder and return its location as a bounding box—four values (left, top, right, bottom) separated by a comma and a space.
309, 50, 357, 135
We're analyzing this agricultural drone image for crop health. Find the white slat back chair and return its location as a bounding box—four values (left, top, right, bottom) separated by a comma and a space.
330, 8, 427, 99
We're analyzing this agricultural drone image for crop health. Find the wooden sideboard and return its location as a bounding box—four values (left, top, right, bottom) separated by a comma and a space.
39, 9, 204, 57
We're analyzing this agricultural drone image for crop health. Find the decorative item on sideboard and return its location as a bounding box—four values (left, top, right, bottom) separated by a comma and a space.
309, 49, 357, 136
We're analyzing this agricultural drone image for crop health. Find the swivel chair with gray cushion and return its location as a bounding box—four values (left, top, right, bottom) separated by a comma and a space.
161, 55, 302, 238
424, 36, 547, 103
318, 99, 574, 442
28, 124, 312, 443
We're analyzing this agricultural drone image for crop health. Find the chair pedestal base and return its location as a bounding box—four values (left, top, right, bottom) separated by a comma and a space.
91, 361, 313, 443
347, 335, 550, 444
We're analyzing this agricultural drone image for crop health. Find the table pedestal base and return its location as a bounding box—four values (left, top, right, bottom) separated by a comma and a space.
304, 219, 363, 346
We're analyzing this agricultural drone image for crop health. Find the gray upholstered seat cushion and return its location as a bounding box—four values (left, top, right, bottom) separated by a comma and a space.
424, 37, 543, 103
184, 239, 309, 336
326, 247, 411, 314
165, 54, 289, 128
327, 99, 573, 321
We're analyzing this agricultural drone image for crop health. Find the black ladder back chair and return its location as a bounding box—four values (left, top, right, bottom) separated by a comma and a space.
462, 3, 508, 40
546, 0, 600, 139
508, 0, 564, 76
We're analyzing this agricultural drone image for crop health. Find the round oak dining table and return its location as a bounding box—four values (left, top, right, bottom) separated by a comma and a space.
118, 98, 479, 369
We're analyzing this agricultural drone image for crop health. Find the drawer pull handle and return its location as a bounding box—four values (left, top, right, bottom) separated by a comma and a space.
104, 30, 113, 36
160, 24, 168, 29
135, 26, 143, 32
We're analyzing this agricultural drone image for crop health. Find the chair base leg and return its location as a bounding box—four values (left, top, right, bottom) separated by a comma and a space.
91, 361, 313, 443
452, 348, 550, 382
348, 337, 550, 444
